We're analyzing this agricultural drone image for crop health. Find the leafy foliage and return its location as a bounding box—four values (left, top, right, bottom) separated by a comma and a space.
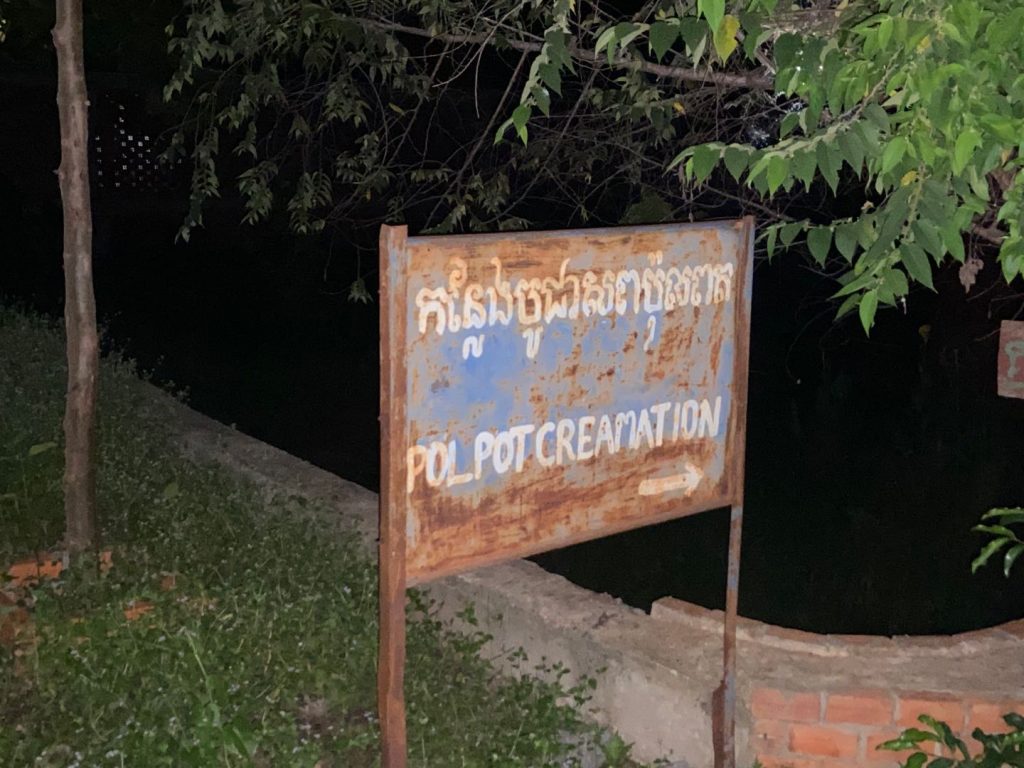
169, 0, 1024, 328
667, 0, 1024, 331
879, 712, 1024, 767
163, 1, 800, 250
0, 307, 639, 767
972, 508, 1024, 578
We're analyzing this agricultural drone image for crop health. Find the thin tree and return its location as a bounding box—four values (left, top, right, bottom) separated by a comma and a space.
53, 0, 98, 555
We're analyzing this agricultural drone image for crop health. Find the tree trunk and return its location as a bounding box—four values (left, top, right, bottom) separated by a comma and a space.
53, 0, 98, 555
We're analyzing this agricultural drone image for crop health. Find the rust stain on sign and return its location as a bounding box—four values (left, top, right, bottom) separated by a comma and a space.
998, 320, 1024, 399
381, 219, 754, 585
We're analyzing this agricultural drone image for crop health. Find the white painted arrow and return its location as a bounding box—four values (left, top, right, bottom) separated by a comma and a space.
638, 462, 704, 497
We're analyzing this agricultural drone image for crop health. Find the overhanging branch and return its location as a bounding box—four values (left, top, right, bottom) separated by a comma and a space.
361, 18, 774, 91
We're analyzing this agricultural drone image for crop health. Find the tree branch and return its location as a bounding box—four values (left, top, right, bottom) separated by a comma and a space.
360, 18, 774, 91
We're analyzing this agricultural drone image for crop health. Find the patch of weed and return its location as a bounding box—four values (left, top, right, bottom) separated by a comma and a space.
0, 306, 643, 766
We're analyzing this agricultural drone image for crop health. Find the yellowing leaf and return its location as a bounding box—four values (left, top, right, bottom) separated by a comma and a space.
900, 169, 918, 186
916, 34, 931, 52
713, 15, 741, 62
672, 100, 686, 115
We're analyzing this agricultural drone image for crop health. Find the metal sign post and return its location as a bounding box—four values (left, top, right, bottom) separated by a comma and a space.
378, 219, 754, 768
715, 503, 744, 768
378, 225, 409, 768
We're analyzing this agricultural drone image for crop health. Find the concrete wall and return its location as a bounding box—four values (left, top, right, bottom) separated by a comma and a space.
161, 389, 1024, 768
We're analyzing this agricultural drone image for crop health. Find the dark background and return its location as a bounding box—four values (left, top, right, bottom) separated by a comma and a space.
2, 3, 1022, 636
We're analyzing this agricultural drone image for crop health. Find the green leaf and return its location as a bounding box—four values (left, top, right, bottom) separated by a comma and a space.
649, 20, 678, 62
912, 220, 945, 260
692, 144, 720, 182
162, 480, 181, 500
713, 15, 741, 61
511, 104, 531, 144
1004, 544, 1024, 578
816, 141, 840, 192
534, 86, 551, 116
898, 728, 934, 745
772, 33, 800, 70
595, 25, 618, 57
859, 289, 879, 334
792, 149, 817, 189
901, 243, 934, 290
1003, 712, 1024, 730
882, 267, 909, 297
766, 154, 789, 194
918, 717, 967, 757
495, 116, 514, 145
835, 223, 859, 262
972, 537, 1011, 573
807, 227, 832, 265
983, 508, 1024, 524
780, 221, 802, 246
838, 129, 866, 173
972, 524, 1017, 538
678, 17, 706, 55
881, 136, 908, 174
538, 61, 562, 95
864, 102, 890, 131
28, 441, 58, 457
835, 293, 860, 320
953, 127, 982, 174
723, 146, 748, 181
765, 226, 778, 259
698, 0, 725, 38
940, 221, 965, 261
614, 22, 648, 51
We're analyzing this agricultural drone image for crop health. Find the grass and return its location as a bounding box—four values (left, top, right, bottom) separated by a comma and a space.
0, 307, 640, 767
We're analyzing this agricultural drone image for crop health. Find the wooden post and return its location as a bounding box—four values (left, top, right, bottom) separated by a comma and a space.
378, 225, 408, 768
54, 0, 99, 555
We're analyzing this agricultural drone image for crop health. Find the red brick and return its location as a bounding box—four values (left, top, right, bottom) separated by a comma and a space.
896, 695, 965, 730
123, 600, 155, 622
752, 688, 822, 722
6, 553, 63, 585
790, 723, 859, 758
825, 691, 893, 726
757, 758, 819, 768
968, 701, 1012, 732
966, 700, 1022, 746
751, 719, 790, 755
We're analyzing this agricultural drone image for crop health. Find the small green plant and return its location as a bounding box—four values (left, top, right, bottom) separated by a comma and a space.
879, 713, 1024, 767
600, 733, 633, 767
972, 508, 1024, 578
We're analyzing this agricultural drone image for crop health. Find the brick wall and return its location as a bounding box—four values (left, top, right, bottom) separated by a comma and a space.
750, 687, 1023, 767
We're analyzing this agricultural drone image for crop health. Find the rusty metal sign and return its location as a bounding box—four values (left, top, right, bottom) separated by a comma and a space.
378, 219, 754, 768
998, 320, 1024, 399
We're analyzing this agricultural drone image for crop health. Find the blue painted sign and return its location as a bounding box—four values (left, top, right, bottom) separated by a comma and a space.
380, 219, 754, 583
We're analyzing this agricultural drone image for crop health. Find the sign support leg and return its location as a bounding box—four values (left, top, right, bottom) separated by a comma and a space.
378, 516, 407, 768
715, 503, 743, 768
378, 222, 409, 768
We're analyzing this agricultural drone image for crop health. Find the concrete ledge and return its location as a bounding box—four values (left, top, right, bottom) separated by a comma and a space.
153, 386, 1023, 767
